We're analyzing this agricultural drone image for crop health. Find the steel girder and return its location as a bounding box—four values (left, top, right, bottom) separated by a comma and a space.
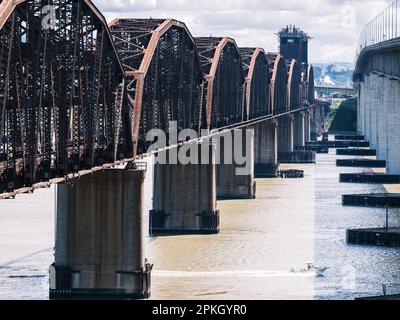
195, 37, 245, 129
239, 47, 271, 121
0, 0, 124, 194
286, 59, 301, 110
266, 53, 287, 115
109, 18, 204, 155
306, 64, 315, 105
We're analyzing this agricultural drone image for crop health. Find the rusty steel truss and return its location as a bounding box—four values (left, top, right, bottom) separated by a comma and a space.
267, 53, 287, 115
0, 2, 316, 197
0, 0, 125, 194
306, 65, 315, 105
109, 18, 204, 155
195, 37, 245, 129
240, 47, 271, 120
286, 59, 301, 110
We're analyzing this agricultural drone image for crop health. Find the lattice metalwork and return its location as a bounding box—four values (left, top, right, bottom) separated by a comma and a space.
267, 53, 287, 114
286, 59, 301, 110
240, 48, 270, 120
0, 0, 124, 194
307, 65, 315, 105
110, 19, 204, 155
195, 37, 245, 129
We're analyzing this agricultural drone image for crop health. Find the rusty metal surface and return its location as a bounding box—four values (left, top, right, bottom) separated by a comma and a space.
240, 48, 271, 121
195, 37, 245, 129
286, 59, 301, 110
0, 3, 317, 198
267, 53, 287, 114
307, 65, 315, 104
0, 106, 308, 200
110, 18, 203, 155
0, 0, 125, 194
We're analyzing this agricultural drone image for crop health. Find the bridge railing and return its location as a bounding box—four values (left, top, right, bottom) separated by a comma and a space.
357, 0, 399, 57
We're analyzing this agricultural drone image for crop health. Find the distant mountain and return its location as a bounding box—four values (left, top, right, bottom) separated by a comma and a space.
313, 62, 354, 88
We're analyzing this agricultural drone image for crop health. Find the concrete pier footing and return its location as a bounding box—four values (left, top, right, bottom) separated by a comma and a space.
336, 159, 386, 168
216, 129, 256, 200
340, 173, 400, 184
304, 110, 311, 142
294, 111, 305, 148
278, 151, 316, 164
336, 148, 376, 156
348, 141, 370, 148
278, 115, 294, 155
150, 143, 219, 235
50, 165, 151, 300
342, 193, 400, 207
358, 74, 400, 174
254, 121, 279, 178
335, 135, 365, 141
347, 228, 400, 247
278, 112, 315, 163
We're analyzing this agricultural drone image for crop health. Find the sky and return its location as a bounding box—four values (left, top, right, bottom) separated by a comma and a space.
93, 0, 390, 64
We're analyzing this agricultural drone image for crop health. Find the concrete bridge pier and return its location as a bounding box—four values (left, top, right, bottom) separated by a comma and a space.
370, 74, 383, 151
385, 77, 400, 174
358, 74, 400, 174
253, 121, 279, 178
216, 129, 256, 200
294, 111, 306, 148
50, 164, 151, 300
278, 112, 315, 163
278, 115, 294, 162
310, 108, 318, 141
357, 82, 365, 135
304, 110, 311, 142
150, 142, 219, 235
316, 105, 326, 137
377, 75, 388, 162
364, 76, 373, 143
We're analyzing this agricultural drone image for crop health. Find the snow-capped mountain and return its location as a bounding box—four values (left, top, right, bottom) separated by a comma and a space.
313, 62, 354, 87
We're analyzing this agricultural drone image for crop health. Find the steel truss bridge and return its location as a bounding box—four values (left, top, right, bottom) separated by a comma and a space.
0, 0, 316, 199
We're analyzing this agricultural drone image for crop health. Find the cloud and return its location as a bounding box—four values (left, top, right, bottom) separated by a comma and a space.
93, 0, 389, 63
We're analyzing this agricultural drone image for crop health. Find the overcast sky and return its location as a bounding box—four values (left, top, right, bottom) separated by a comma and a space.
93, 0, 390, 64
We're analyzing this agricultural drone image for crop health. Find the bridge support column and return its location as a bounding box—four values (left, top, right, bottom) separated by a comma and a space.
386, 78, 400, 174
150, 142, 219, 235
365, 75, 373, 142
304, 110, 311, 142
370, 74, 383, 150
310, 108, 318, 140
294, 111, 305, 148
254, 121, 278, 178
377, 76, 389, 161
278, 115, 294, 156
278, 113, 315, 164
318, 105, 326, 136
50, 165, 151, 300
357, 82, 364, 134
216, 129, 256, 200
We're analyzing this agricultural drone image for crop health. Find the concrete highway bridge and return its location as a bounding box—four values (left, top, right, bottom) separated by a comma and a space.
0, 0, 325, 299
315, 85, 356, 98
353, 0, 400, 176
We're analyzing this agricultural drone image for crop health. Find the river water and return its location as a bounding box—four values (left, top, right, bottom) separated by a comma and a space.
0, 148, 399, 300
